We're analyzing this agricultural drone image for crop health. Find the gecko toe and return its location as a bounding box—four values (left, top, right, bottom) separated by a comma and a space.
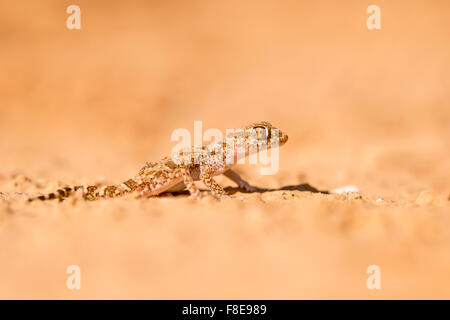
240, 183, 257, 192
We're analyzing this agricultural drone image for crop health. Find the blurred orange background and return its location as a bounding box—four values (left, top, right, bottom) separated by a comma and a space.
1, 0, 450, 299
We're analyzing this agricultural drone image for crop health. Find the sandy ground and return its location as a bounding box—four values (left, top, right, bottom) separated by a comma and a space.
1, 0, 450, 299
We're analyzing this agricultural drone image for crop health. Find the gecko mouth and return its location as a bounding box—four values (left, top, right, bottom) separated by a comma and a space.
279, 133, 288, 144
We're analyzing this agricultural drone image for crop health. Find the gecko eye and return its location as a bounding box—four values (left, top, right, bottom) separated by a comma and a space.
254, 126, 269, 141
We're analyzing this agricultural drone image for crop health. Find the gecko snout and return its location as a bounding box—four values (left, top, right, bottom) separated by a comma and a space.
278, 131, 288, 145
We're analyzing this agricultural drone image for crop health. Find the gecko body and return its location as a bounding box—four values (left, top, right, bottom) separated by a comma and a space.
28, 121, 288, 202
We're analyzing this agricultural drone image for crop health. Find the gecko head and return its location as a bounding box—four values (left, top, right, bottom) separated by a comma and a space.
244, 121, 288, 148
219, 121, 288, 165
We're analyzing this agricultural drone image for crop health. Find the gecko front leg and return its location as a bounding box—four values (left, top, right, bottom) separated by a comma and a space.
200, 165, 230, 199
223, 169, 257, 192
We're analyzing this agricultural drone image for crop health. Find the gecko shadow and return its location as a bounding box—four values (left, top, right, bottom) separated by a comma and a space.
224, 183, 330, 195
167, 183, 329, 197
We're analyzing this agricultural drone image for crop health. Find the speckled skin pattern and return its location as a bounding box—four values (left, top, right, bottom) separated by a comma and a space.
28, 122, 288, 201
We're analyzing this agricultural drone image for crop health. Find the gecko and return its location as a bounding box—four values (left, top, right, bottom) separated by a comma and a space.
28, 121, 288, 202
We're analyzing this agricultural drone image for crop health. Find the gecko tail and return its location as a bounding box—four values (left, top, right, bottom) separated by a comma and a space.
27, 179, 139, 202
27, 186, 83, 202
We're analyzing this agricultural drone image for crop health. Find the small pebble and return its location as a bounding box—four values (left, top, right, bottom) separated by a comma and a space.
415, 191, 433, 205
331, 185, 361, 194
